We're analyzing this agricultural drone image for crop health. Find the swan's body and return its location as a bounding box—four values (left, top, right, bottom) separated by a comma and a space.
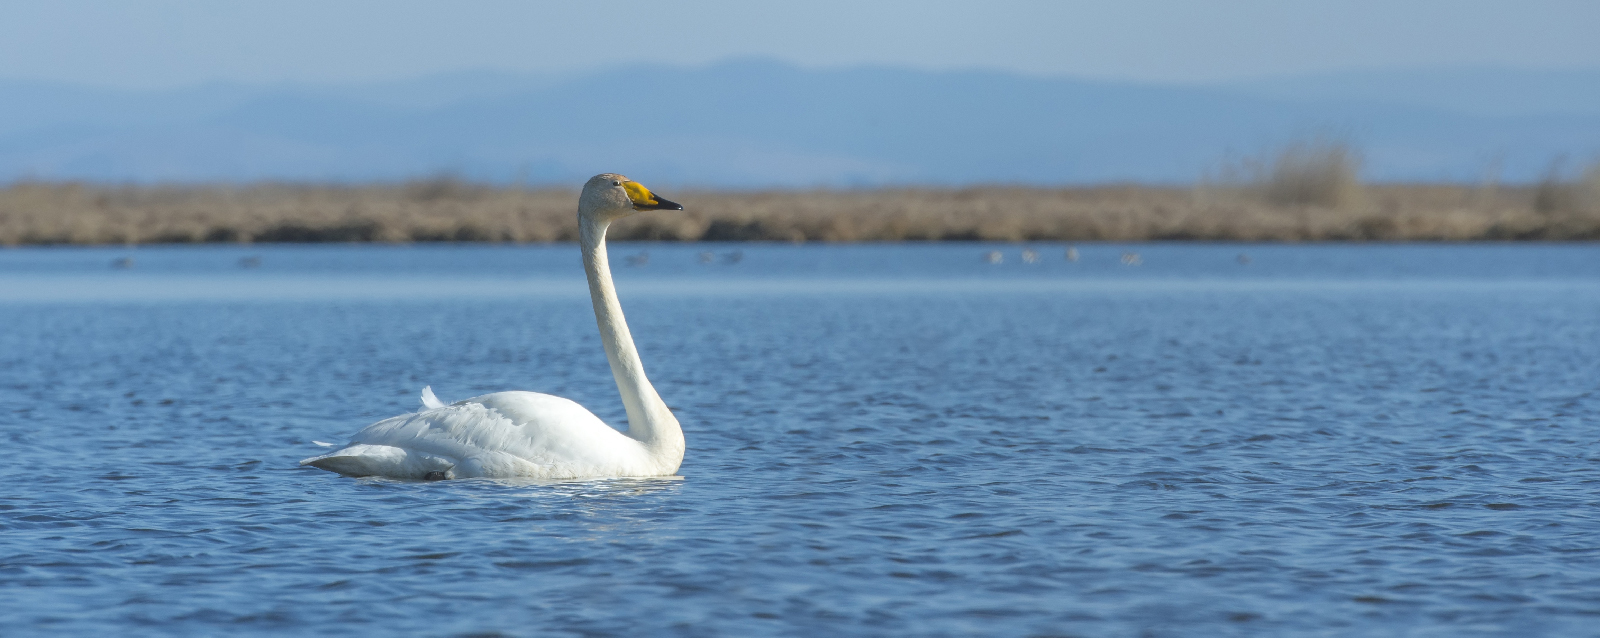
300, 390, 678, 480
301, 174, 686, 480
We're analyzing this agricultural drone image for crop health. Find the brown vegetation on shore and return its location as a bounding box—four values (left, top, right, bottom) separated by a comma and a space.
3, 148, 1599, 245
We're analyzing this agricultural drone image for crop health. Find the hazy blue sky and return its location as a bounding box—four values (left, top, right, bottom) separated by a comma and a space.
3, 0, 1599, 88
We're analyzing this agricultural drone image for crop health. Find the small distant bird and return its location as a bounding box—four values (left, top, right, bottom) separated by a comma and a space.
723, 250, 743, 264
1021, 248, 1039, 264
1121, 252, 1142, 266
625, 251, 649, 267
1236, 253, 1251, 265
1065, 247, 1079, 262
698, 251, 715, 264
239, 256, 262, 268
984, 250, 1003, 264
111, 257, 134, 269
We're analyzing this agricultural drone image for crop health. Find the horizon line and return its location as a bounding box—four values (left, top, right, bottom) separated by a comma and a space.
6, 56, 1600, 92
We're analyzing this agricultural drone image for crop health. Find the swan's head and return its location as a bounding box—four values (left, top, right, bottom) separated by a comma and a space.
579, 173, 683, 222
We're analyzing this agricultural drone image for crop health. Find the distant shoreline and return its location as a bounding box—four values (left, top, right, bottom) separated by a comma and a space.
3, 181, 1598, 245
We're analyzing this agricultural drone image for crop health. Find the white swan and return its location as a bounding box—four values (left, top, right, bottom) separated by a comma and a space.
300, 174, 686, 480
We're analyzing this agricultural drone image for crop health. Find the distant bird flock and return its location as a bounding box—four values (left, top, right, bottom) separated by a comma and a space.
104, 246, 1269, 271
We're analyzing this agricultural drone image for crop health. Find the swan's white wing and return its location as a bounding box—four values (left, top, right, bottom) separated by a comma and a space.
420, 386, 445, 410
300, 391, 654, 480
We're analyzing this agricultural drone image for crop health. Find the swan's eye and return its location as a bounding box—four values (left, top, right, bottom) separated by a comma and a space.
612, 180, 621, 186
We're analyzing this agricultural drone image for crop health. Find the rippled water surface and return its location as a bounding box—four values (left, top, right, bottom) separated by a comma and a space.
3, 243, 1599, 636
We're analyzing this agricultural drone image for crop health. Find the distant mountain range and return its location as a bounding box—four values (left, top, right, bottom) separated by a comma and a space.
2, 59, 1598, 186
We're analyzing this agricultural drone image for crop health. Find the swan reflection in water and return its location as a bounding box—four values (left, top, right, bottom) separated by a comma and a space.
352, 473, 685, 496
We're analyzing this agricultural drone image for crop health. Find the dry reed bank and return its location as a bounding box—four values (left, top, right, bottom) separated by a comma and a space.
3, 179, 1599, 245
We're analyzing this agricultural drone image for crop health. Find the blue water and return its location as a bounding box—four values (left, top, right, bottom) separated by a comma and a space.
2, 243, 1599, 637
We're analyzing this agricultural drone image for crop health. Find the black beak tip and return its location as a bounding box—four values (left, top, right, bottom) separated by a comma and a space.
643, 196, 683, 211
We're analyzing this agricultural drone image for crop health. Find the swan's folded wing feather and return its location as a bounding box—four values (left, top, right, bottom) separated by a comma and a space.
420, 386, 445, 410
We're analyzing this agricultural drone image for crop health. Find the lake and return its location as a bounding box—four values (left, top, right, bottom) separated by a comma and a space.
2, 242, 1598, 636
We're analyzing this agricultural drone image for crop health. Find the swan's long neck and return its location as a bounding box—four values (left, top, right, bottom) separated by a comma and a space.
579, 218, 684, 460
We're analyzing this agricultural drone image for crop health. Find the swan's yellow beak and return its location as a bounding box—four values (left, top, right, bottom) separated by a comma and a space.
624, 181, 683, 211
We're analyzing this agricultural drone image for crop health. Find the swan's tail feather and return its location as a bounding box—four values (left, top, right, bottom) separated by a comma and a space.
420, 386, 445, 410
300, 443, 456, 479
